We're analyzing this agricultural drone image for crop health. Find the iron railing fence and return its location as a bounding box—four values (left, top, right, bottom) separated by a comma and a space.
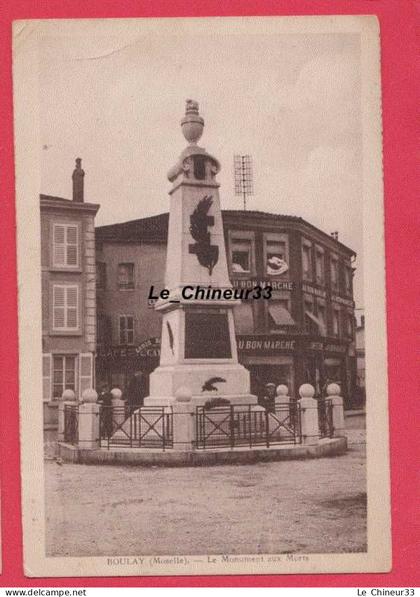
63, 404, 79, 444
195, 403, 302, 450
318, 398, 334, 438
99, 405, 173, 450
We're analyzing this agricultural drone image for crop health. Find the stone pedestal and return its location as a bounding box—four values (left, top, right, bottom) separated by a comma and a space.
298, 384, 319, 445
327, 383, 346, 437
111, 388, 125, 428
172, 387, 195, 451
58, 389, 77, 442
78, 389, 100, 450
275, 384, 290, 409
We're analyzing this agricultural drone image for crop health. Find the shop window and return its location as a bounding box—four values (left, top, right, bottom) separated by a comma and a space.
315, 247, 325, 285
52, 355, 76, 399
96, 262, 107, 289
118, 263, 135, 290
119, 315, 135, 345
332, 308, 340, 337
302, 241, 313, 281
229, 235, 254, 275
265, 237, 289, 276
53, 223, 79, 268
330, 255, 339, 292
52, 284, 79, 331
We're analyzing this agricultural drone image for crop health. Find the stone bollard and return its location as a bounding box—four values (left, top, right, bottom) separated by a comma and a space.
78, 389, 100, 450
327, 383, 346, 437
298, 384, 319, 445
172, 386, 195, 451
58, 389, 77, 442
275, 384, 290, 408
111, 387, 125, 429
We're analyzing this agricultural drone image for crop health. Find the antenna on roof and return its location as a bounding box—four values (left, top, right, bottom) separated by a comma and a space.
234, 155, 253, 211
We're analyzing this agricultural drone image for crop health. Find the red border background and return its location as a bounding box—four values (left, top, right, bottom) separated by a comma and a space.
0, 0, 418, 588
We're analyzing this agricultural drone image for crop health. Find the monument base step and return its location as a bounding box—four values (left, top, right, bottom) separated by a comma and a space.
143, 393, 259, 407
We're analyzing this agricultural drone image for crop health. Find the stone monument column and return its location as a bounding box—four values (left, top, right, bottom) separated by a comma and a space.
144, 100, 257, 407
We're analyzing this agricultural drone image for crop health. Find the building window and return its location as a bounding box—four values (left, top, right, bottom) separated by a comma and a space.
233, 301, 255, 334
332, 308, 340, 337
315, 247, 325, 285
303, 296, 317, 334
52, 355, 76, 399
53, 223, 79, 268
230, 236, 254, 275
344, 265, 353, 296
118, 263, 135, 290
330, 255, 339, 292
316, 301, 327, 336
119, 315, 134, 345
346, 312, 354, 338
302, 241, 313, 281
52, 285, 79, 331
96, 262, 107, 289
264, 234, 289, 276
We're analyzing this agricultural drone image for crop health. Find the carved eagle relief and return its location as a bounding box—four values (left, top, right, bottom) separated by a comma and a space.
189, 195, 219, 275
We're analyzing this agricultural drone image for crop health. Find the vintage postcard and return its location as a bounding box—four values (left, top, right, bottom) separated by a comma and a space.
13, 16, 390, 577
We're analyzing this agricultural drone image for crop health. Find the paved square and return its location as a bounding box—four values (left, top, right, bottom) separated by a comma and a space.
46, 423, 366, 557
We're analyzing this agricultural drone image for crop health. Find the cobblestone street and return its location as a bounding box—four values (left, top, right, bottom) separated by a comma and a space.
45, 417, 366, 557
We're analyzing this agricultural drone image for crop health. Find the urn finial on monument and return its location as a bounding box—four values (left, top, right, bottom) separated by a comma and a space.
168, 100, 220, 184
181, 99, 204, 145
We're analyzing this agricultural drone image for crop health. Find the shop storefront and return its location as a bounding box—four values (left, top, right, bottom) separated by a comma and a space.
237, 334, 354, 407
96, 337, 160, 394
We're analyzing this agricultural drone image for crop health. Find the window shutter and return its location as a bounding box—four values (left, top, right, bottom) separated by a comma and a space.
66, 226, 78, 266
79, 353, 93, 397
66, 286, 79, 329
53, 286, 66, 329
42, 353, 52, 401
53, 225, 66, 266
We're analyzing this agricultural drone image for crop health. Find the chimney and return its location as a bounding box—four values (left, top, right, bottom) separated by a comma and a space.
72, 157, 85, 202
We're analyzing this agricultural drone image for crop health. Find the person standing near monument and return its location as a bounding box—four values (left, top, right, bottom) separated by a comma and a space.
126, 370, 148, 412
259, 382, 276, 413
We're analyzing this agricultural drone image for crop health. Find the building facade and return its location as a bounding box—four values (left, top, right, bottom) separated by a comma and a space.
41, 160, 99, 425
96, 210, 357, 408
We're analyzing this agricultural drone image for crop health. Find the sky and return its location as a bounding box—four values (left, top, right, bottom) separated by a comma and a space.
38, 19, 363, 307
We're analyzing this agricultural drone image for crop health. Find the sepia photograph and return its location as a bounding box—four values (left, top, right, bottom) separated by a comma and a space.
13, 16, 390, 577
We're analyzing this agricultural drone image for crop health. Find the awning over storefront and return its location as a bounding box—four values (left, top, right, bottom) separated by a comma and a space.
305, 310, 327, 335
268, 304, 295, 326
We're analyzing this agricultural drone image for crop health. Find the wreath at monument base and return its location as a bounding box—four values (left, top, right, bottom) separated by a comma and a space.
203, 397, 230, 410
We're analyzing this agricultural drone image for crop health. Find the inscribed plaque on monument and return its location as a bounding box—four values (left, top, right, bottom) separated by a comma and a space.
185, 311, 232, 359
13, 16, 391, 578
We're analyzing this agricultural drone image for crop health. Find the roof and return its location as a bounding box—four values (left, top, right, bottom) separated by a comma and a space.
40, 193, 100, 214
95, 209, 355, 256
